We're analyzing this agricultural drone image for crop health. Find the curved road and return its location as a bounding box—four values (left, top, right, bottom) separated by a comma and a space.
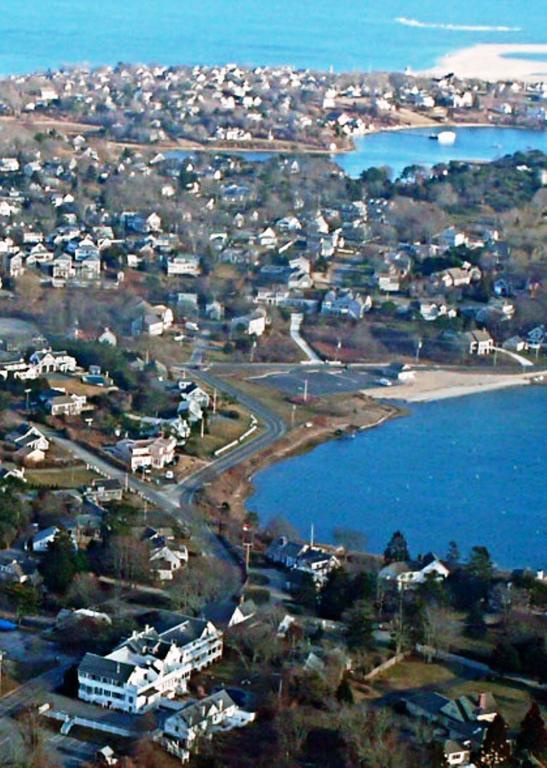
175, 368, 286, 506
42, 367, 286, 569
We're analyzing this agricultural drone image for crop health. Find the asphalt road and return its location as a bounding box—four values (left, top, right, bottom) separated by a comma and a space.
0, 663, 71, 721
41, 366, 286, 578
175, 368, 287, 504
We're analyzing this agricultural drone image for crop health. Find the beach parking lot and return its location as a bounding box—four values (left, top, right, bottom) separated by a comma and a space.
247, 366, 381, 398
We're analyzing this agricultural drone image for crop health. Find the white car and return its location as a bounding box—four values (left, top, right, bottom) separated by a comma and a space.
375, 378, 393, 387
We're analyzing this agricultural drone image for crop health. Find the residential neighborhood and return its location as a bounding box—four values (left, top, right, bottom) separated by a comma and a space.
0, 50, 543, 768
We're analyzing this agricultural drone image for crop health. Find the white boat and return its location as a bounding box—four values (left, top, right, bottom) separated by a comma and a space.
430, 130, 457, 145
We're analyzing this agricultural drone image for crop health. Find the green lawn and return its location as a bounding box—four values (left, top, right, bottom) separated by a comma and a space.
26, 466, 99, 488
372, 657, 540, 727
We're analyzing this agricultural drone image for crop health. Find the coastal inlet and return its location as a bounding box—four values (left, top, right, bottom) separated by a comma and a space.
247, 387, 547, 570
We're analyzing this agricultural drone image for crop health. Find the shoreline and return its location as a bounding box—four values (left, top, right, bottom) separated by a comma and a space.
6, 109, 546, 163
197, 396, 401, 523
423, 43, 547, 83
365, 368, 547, 403
199, 368, 545, 529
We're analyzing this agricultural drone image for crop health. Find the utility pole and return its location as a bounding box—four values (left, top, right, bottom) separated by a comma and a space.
415, 338, 423, 363
24, 388, 31, 412
213, 388, 217, 414
200, 416, 205, 439
291, 403, 296, 429
303, 378, 308, 403
243, 541, 252, 572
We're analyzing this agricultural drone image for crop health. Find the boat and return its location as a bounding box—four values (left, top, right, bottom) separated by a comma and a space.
429, 130, 457, 145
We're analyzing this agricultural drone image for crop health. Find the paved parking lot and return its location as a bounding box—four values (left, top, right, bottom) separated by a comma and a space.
248, 366, 379, 397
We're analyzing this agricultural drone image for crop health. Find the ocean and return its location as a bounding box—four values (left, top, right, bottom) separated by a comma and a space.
0, 0, 546, 75
248, 387, 547, 570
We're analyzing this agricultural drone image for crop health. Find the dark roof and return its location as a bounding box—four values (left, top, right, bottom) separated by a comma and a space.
79, 653, 134, 684
176, 690, 235, 727
202, 599, 256, 627
91, 478, 122, 491
298, 549, 334, 566
162, 616, 210, 645
406, 691, 450, 717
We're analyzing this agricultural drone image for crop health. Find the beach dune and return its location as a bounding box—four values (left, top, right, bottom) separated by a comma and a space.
424, 43, 547, 83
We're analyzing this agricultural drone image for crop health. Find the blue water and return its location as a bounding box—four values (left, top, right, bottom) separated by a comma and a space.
0, 0, 546, 75
336, 126, 547, 178
172, 126, 547, 179
248, 387, 547, 569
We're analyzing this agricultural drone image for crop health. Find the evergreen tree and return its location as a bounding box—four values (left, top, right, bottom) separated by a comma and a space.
465, 602, 487, 638
491, 641, 521, 673
446, 540, 460, 567
343, 600, 374, 651
467, 546, 494, 583
384, 531, 410, 564
293, 572, 317, 611
38, 530, 84, 594
517, 703, 547, 757
336, 675, 354, 705
480, 714, 511, 767
319, 569, 351, 620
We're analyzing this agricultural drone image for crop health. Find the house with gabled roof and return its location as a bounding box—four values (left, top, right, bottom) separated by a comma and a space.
78, 617, 223, 713
162, 689, 255, 761
5, 423, 49, 453
266, 536, 341, 586
405, 691, 499, 751
379, 553, 450, 591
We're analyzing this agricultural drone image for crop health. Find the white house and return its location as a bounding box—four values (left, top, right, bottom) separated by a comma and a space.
28, 349, 78, 376
162, 690, 255, 762
6, 423, 49, 453
231, 309, 267, 337
321, 289, 371, 320
266, 537, 341, 587
178, 381, 210, 409
379, 554, 450, 591
463, 330, 494, 356
115, 436, 177, 472
149, 545, 189, 581
78, 618, 223, 713
98, 327, 117, 346
437, 227, 468, 250
45, 393, 87, 417
165, 254, 201, 277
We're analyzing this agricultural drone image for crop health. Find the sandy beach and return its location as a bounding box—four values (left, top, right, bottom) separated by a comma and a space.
366, 368, 546, 403
424, 43, 547, 83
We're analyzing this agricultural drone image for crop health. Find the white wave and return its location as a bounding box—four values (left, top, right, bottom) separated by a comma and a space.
395, 17, 522, 33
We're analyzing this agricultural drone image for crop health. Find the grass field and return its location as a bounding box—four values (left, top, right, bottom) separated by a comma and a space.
184, 401, 259, 459
25, 466, 99, 488
372, 657, 540, 727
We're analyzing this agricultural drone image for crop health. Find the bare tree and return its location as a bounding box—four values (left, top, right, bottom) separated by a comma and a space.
422, 604, 461, 662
